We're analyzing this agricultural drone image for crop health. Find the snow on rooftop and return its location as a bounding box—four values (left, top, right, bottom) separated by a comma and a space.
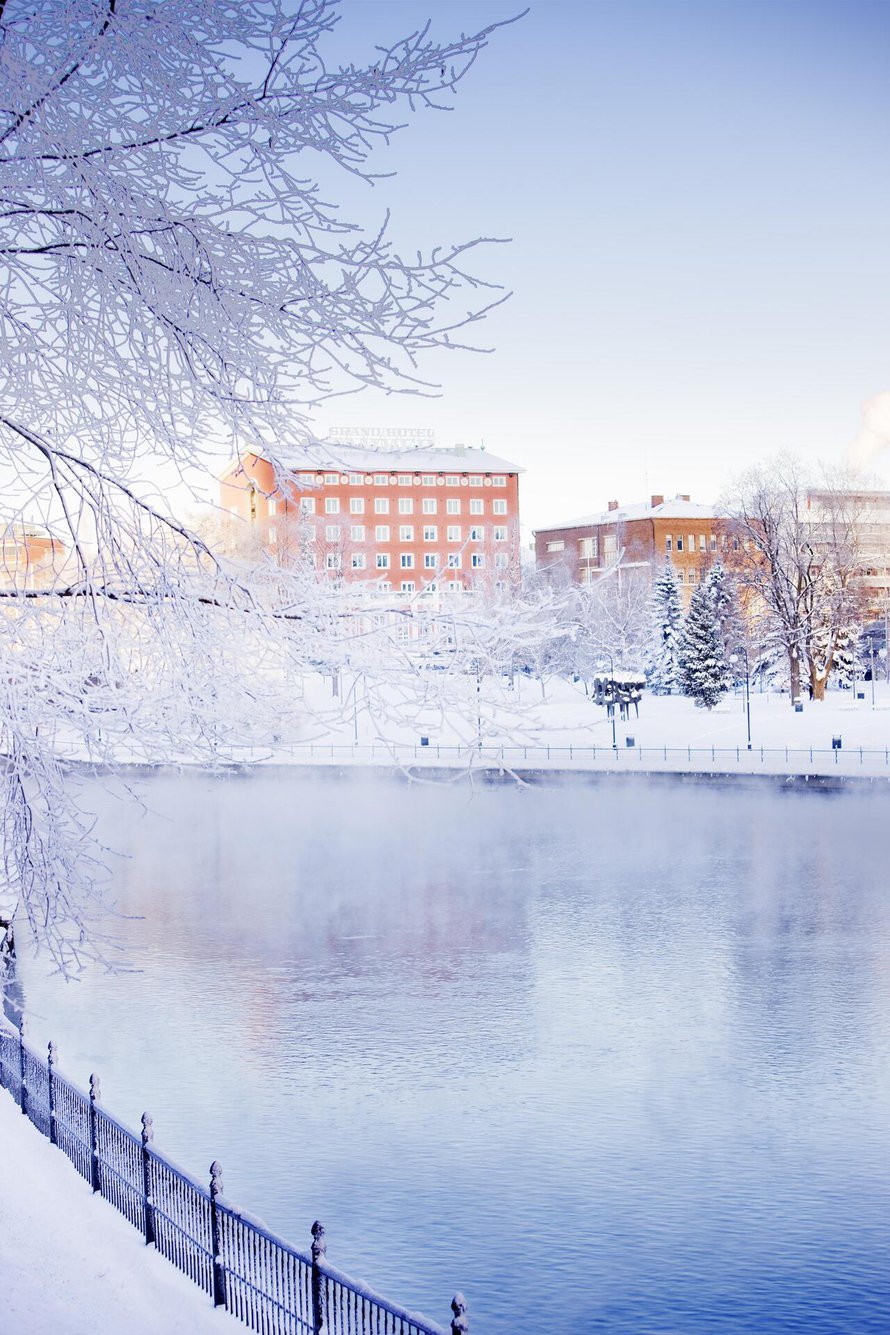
248, 442, 523, 475
536, 496, 719, 533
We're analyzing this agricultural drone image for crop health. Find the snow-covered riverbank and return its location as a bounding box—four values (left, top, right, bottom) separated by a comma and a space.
53, 678, 890, 778
0, 1091, 241, 1334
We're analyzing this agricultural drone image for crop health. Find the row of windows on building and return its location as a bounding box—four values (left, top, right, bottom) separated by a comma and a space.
296, 472, 509, 488
665, 533, 719, 554
546, 532, 721, 557
273, 524, 510, 543
271, 543, 511, 570
372, 580, 511, 594
269, 496, 510, 517
578, 563, 709, 587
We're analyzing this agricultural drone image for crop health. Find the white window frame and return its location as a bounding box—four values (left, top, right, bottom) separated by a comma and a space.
375, 525, 390, 542
447, 526, 461, 542
349, 497, 365, 514
492, 499, 507, 516
400, 552, 414, 569
325, 497, 340, 514
374, 498, 389, 515
469, 499, 484, 515
398, 497, 413, 515
399, 525, 414, 541
376, 553, 390, 570
422, 498, 437, 515
423, 526, 438, 542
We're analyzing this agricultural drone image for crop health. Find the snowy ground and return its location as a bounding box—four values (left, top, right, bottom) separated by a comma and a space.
0, 1090, 242, 1335
56, 674, 890, 778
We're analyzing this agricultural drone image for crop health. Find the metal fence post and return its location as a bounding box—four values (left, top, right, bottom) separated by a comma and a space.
210, 1161, 226, 1307
311, 1220, 327, 1333
451, 1292, 469, 1333
17, 1016, 27, 1115
47, 1041, 57, 1144
89, 1073, 101, 1192
141, 1113, 155, 1246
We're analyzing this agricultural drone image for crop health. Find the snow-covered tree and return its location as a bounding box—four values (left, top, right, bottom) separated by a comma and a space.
723, 457, 866, 702
703, 561, 745, 663
830, 623, 862, 688
646, 561, 684, 694
679, 584, 730, 708
0, 0, 516, 971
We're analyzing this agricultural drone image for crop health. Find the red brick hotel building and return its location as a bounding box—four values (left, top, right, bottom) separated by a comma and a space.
220, 444, 523, 594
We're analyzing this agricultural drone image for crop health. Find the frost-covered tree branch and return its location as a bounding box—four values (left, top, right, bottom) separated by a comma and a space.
0, 0, 522, 972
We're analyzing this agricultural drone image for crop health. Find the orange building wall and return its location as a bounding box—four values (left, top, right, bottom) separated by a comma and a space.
221, 454, 522, 593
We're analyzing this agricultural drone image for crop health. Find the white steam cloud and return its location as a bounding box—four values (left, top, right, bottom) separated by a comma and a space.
849, 392, 890, 470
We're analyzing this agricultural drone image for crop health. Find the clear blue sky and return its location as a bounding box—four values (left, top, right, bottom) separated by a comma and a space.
196, 0, 889, 533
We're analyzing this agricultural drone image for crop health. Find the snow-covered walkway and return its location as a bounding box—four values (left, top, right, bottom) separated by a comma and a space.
0, 1089, 242, 1335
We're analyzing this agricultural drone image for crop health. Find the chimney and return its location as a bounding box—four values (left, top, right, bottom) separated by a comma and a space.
678, 493, 690, 502
607, 499, 619, 511
650, 494, 664, 508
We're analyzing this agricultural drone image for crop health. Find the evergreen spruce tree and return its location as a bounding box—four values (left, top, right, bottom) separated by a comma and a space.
679, 583, 731, 708
647, 561, 684, 694
704, 561, 745, 662
832, 622, 861, 688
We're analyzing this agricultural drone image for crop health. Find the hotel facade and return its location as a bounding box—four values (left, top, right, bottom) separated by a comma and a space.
220, 445, 523, 595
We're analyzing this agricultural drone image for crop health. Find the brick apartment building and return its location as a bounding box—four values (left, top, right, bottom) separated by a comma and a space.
534, 494, 728, 598
220, 444, 523, 595
0, 525, 64, 589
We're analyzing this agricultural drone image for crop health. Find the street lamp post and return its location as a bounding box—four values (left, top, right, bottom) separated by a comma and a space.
731, 649, 752, 751
603, 651, 618, 752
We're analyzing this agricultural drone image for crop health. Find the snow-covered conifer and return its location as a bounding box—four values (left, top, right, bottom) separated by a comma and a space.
704, 561, 745, 662
646, 561, 684, 694
679, 583, 730, 708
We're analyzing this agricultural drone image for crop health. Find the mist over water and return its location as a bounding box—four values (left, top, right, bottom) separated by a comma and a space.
17, 774, 890, 1333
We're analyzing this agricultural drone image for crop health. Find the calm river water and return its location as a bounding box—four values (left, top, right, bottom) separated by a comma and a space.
16, 773, 890, 1333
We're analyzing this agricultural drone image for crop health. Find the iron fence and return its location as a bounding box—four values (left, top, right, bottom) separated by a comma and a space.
224, 739, 890, 775
0, 1018, 463, 1335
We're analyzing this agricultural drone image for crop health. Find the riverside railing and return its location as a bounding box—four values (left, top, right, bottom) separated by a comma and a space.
53, 737, 890, 774
225, 740, 890, 775
0, 1018, 467, 1335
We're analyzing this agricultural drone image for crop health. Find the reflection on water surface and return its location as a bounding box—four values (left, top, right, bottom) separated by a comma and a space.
18, 775, 890, 1332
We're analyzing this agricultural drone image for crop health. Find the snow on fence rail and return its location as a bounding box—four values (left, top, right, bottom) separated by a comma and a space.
0, 1018, 464, 1335
228, 741, 890, 776
52, 739, 890, 776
